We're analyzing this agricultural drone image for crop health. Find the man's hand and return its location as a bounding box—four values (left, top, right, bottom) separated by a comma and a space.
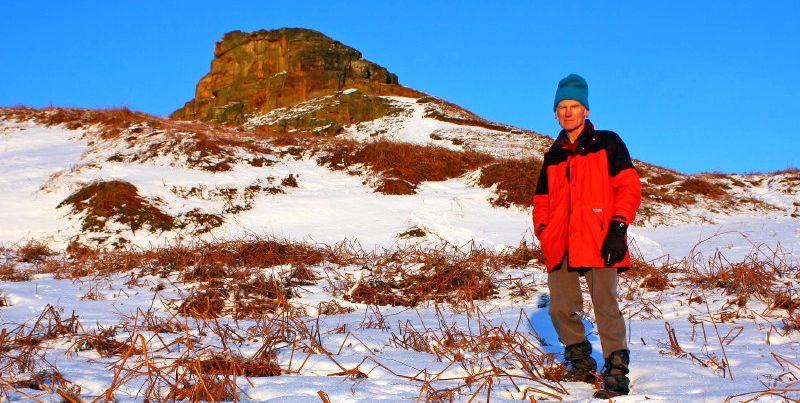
602, 220, 628, 266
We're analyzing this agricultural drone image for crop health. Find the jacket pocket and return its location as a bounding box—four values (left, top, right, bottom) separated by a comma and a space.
591, 208, 606, 233
586, 207, 607, 250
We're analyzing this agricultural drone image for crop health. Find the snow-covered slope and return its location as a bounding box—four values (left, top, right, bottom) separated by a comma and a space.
0, 103, 798, 402
0, 99, 797, 250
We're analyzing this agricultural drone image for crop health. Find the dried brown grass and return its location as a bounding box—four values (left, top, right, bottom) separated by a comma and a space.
58, 180, 175, 233
620, 257, 671, 292
498, 241, 544, 268
1, 106, 145, 138
0, 261, 31, 282
72, 333, 143, 358
648, 172, 681, 185
388, 307, 568, 399
346, 245, 499, 307
0, 304, 82, 387
17, 241, 55, 263
684, 250, 778, 303
2, 233, 798, 401
677, 177, 728, 200
477, 158, 542, 208
317, 139, 494, 194
0, 106, 273, 173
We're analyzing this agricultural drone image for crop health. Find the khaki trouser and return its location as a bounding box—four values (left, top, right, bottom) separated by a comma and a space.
547, 258, 627, 358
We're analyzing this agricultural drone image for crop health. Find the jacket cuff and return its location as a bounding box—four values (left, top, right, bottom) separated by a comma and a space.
611, 214, 630, 225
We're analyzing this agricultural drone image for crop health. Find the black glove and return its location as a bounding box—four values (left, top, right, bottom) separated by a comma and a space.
601, 220, 628, 266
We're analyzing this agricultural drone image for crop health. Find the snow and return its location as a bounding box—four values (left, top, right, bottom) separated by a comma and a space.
0, 118, 799, 402
0, 123, 88, 243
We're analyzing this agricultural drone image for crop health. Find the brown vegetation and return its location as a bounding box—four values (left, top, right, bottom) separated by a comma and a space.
684, 250, 778, 302
281, 174, 299, 188
648, 172, 681, 186
478, 158, 543, 208
0, 235, 798, 401
346, 246, 498, 307
0, 106, 146, 139
317, 139, 494, 194
677, 177, 728, 200
0, 261, 30, 282
499, 241, 545, 268
58, 180, 175, 233
398, 227, 427, 238
17, 241, 55, 263
0, 106, 272, 173
178, 208, 225, 234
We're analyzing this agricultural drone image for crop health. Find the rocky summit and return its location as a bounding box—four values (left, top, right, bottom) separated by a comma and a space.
171, 28, 424, 129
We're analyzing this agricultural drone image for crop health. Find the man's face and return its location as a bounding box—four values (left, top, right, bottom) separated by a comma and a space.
555, 100, 589, 132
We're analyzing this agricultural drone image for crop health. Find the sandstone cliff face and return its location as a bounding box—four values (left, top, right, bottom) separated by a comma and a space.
172, 28, 424, 126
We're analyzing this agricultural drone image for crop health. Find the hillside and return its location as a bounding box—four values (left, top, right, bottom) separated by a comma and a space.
0, 99, 797, 249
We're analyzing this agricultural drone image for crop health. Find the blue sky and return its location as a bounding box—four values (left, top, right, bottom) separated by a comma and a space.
2, 1, 798, 174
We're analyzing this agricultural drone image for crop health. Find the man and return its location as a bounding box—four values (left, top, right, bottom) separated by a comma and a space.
533, 73, 641, 398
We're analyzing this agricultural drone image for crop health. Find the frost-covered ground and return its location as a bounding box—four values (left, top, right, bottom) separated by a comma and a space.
1, 225, 798, 402
1, 116, 799, 402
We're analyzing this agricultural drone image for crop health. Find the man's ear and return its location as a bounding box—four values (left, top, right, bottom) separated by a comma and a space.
584, 108, 590, 118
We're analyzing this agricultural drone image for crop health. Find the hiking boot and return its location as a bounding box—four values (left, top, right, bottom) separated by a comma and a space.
592, 389, 624, 399
562, 340, 597, 383
593, 349, 630, 398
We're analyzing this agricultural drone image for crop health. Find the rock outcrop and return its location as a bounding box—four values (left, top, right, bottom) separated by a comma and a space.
171, 28, 424, 126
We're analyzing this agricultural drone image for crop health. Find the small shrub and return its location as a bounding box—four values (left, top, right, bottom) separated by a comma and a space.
230, 239, 325, 268
676, 177, 727, 200
478, 158, 542, 208
376, 178, 416, 195
191, 353, 282, 377
178, 289, 228, 319
620, 257, 670, 293
346, 249, 497, 307
58, 180, 175, 233
18, 241, 55, 263
179, 264, 230, 283
640, 275, 669, 291
771, 293, 800, 314
685, 251, 776, 302
281, 174, 298, 188
288, 265, 317, 286
233, 275, 291, 318
178, 209, 224, 234
649, 172, 680, 185
499, 241, 544, 268
168, 353, 282, 401
399, 227, 427, 238
0, 262, 31, 282
318, 139, 494, 194
74, 334, 142, 358
318, 300, 355, 315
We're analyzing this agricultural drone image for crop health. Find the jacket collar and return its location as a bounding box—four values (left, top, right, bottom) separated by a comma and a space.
555, 120, 599, 154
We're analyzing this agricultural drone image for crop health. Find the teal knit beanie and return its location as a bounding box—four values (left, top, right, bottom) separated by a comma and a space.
553, 73, 589, 111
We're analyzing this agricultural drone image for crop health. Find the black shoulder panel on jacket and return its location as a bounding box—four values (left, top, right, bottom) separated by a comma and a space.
535, 162, 549, 195
600, 130, 635, 177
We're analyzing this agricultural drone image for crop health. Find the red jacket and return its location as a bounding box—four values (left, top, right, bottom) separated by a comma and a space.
533, 120, 641, 272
